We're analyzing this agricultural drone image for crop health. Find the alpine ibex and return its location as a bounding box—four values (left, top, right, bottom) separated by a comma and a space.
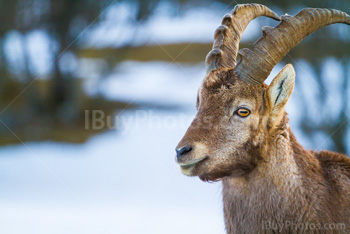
175, 4, 350, 234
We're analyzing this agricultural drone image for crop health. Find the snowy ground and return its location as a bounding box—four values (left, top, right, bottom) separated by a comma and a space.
0, 109, 224, 234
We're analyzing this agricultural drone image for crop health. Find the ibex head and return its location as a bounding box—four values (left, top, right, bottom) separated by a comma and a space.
175, 4, 350, 182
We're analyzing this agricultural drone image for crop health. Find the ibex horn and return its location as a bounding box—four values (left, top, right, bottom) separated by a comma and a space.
234, 8, 350, 85
205, 4, 280, 74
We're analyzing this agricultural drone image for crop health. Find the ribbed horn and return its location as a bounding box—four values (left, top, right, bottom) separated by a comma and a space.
234, 8, 350, 85
205, 3, 280, 73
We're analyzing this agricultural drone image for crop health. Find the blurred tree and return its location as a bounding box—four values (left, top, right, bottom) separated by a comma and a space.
0, 0, 123, 144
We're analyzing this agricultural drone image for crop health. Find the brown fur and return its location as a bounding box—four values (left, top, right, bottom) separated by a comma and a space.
176, 69, 350, 233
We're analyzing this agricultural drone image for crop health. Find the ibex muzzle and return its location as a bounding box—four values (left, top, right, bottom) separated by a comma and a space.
175, 3, 350, 233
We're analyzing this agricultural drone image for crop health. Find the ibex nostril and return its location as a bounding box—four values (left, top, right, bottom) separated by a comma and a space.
176, 145, 192, 158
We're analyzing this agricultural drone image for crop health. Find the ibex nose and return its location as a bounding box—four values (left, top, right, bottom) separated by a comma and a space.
176, 145, 192, 159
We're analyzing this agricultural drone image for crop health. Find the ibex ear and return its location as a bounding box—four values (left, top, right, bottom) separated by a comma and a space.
266, 64, 295, 123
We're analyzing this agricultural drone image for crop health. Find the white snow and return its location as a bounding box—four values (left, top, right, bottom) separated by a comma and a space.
0, 108, 224, 234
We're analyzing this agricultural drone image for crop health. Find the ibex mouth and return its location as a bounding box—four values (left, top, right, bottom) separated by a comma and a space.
178, 156, 209, 172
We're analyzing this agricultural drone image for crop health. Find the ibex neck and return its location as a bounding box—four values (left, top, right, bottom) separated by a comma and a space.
221, 124, 322, 234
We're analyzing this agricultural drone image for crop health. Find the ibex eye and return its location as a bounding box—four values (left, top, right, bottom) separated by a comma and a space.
235, 108, 251, 118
